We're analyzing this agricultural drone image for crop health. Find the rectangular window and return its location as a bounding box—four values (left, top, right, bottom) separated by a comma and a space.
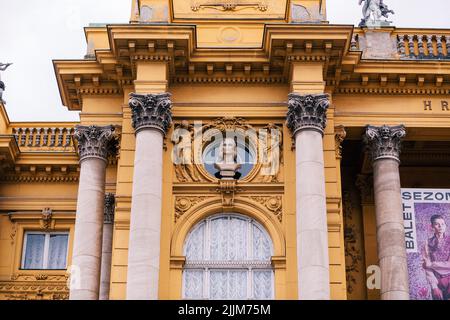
22, 232, 69, 270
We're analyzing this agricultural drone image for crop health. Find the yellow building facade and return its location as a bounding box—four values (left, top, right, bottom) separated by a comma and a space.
0, 0, 449, 300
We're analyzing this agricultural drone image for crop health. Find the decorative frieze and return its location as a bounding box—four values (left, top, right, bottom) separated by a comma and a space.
286, 93, 330, 136
129, 93, 173, 135
104, 193, 115, 224
364, 125, 406, 162
73, 125, 118, 162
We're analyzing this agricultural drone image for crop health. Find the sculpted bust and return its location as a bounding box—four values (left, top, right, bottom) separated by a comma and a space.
214, 137, 242, 180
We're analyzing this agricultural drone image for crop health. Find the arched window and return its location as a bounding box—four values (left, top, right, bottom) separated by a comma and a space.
183, 214, 274, 299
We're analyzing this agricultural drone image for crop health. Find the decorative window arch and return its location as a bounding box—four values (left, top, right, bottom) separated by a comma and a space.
182, 214, 274, 299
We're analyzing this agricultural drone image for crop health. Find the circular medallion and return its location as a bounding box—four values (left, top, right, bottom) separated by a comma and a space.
219, 27, 241, 43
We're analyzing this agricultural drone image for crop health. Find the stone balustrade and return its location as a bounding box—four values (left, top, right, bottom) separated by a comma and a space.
12, 126, 75, 151
350, 30, 450, 61
396, 34, 450, 59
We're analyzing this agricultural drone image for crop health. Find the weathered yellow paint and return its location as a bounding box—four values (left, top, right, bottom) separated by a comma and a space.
1, 0, 450, 301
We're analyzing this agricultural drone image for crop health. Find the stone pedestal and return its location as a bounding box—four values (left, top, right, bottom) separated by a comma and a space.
70, 125, 117, 300
99, 193, 115, 300
287, 93, 330, 300
364, 125, 410, 300
126, 93, 172, 300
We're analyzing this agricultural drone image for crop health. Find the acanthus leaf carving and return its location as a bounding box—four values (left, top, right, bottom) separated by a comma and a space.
174, 196, 209, 223
247, 196, 283, 222
363, 124, 406, 162
73, 125, 118, 162
129, 92, 173, 135
287, 93, 330, 136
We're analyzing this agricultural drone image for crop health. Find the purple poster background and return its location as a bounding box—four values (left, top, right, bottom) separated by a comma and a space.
407, 202, 450, 300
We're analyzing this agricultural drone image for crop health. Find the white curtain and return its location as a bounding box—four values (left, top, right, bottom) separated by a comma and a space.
253, 270, 273, 299
184, 270, 204, 299
48, 234, 68, 269
183, 215, 274, 300
23, 234, 45, 269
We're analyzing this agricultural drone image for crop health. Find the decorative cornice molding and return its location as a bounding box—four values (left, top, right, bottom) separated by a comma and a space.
73, 125, 118, 163
364, 125, 406, 162
129, 93, 173, 135
335, 87, 450, 95
104, 193, 115, 224
173, 76, 286, 84
76, 87, 121, 95
287, 93, 330, 136
1, 174, 79, 183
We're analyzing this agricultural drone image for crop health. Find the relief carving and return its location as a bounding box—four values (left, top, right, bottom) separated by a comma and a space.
9, 222, 17, 245
172, 121, 201, 182
257, 123, 283, 183
343, 191, 363, 295
247, 196, 283, 222
335, 126, 347, 159
191, 0, 268, 12
175, 196, 209, 222
216, 180, 241, 208
40, 208, 55, 230
172, 117, 283, 183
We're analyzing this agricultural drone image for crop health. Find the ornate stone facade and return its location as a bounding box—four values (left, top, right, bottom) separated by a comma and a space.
129, 93, 173, 135
73, 125, 118, 162
364, 125, 406, 162
286, 93, 330, 136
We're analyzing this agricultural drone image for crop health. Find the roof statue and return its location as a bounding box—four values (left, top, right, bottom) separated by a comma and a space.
0, 62, 12, 103
358, 0, 394, 28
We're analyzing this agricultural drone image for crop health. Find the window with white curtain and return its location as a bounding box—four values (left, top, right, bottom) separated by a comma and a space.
22, 232, 69, 270
183, 214, 274, 300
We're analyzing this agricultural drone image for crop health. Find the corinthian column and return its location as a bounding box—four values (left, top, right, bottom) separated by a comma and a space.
99, 193, 115, 300
287, 93, 330, 300
70, 125, 117, 300
126, 93, 172, 300
364, 125, 410, 300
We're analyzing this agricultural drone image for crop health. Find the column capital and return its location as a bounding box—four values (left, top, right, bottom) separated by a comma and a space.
129, 92, 172, 135
286, 93, 330, 136
74, 125, 118, 163
364, 125, 406, 162
104, 193, 115, 224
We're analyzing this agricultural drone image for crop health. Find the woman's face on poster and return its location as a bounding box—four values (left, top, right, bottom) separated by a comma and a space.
432, 218, 447, 235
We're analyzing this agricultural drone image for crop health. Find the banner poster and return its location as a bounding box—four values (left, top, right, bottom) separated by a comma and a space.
402, 189, 450, 300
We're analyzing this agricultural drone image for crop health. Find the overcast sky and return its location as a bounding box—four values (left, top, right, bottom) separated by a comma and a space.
0, 0, 449, 122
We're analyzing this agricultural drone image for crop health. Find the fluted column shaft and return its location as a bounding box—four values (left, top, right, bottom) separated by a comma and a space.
126, 93, 172, 300
99, 193, 115, 300
365, 125, 410, 300
287, 93, 330, 300
70, 125, 117, 300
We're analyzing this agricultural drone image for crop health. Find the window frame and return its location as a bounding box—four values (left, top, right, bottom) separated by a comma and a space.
182, 214, 275, 300
21, 231, 70, 270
